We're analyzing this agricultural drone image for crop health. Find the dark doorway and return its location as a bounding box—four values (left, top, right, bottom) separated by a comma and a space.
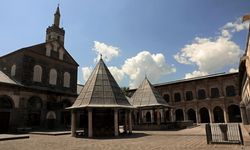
165, 110, 170, 121
60, 100, 71, 127
27, 96, 42, 126
187, 109, 196, 123
213, 106, 224, 123
93, 109, 114, 136
228, 105, 242, 122
146, 112, 151, 123
200, 107, 210, 123
175, 109, 184, 121
0, 96, 13, 133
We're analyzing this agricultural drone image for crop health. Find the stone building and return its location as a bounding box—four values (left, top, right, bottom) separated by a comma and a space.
128, 72, 241, 124
239, 15, 250, 125
0, 6, 78, 133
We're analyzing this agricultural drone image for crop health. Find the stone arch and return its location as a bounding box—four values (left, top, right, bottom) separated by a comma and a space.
213, 106, 224, 123
211, 87, 220, 98
174, 92, 181, 102
0, 95, 14, 133
163, 93, 170, 103
63, 72, 70, 88
228, 104, 242, 122
33, 65, 42, 82
198, 89, 206, 100
11, 64, 16, 77
165, 110, 170, 121
226, 85, 236, 97
185, 91, 193, 101
59, 48, 64, 60
199, 107, 210, 123
49, 68, 57, 85
60, 99, 72, 126
175, 109, 184, 121
27, 96, 43, 126
146, 111, 151, 123
187, 108, 196, 123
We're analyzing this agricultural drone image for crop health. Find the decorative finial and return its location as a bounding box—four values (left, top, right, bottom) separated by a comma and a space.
100, 54, 103, 60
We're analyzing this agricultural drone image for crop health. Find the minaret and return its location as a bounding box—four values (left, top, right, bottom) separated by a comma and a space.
46, 5, 65, 46
54, 6, 60, 27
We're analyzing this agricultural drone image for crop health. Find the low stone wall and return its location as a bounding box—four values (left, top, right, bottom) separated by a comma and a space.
133, 121, 193, 130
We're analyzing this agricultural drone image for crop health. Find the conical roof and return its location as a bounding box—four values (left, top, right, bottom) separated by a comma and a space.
130, 77, 171, 108
70, 58, 132, 109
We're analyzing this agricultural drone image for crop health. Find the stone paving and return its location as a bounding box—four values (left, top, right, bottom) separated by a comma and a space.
0, 132, 248, 150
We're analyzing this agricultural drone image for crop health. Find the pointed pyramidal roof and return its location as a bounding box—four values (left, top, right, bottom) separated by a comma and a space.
70, 58, 132, 109
130, 77, 171, 108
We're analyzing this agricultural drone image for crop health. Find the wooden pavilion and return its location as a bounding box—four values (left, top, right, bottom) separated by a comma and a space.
68, 57, 133, 137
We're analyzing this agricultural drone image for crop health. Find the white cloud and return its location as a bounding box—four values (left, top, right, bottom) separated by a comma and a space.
82, 67, 93, 83
122, 51, 176, 88
185, 70, 208, 79
229, 68, 239, 73
108, 66, 125, 84
92, 41, 120, 62
174, 18, 245, 78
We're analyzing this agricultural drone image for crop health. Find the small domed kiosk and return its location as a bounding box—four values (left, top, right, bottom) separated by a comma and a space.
68, 57, 133, 137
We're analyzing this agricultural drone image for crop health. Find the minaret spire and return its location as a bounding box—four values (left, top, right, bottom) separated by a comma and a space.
54, 5, 61, 27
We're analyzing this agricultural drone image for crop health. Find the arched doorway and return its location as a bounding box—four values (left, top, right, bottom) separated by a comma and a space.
27, 96, 42, 126
228, 105, 242, 122
175, 109, 184, 121
146, 112, 151, 123
165, 110, 170, 121
213, 106, 224, 123
0, 95, 13, 133
187, 109, 196, 123
200, 107, 210, 123
60, 99, 71, 128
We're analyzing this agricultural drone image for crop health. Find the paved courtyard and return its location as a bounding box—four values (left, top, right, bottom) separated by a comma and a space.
0, 130, 248, 150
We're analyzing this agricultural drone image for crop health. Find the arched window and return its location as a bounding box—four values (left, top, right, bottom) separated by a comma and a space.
185, 91, 193, 101
45, 44, 52, 56
59, 48, 64, 60
33, 65, 42, 82
174, 93, 181, 102
198, 89, 206, 100
63, 72, 70, 88
11, 64, 16, 77
226, 85, 236, 97
49, 69, 57, 85
211, 88, 220, 98
163, 94, 170, 103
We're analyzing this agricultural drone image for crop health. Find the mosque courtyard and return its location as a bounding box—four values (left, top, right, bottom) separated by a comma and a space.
0, 126, 248, 150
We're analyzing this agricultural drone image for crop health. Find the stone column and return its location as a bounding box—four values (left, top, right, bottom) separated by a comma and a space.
71, 110, 77, 137
170, 109, 174, 122
183, 109, 187, 121
139, 109, 142, 124
128, 110, 132, 134
196, 108, 200, 124
240, 103, 249, 125
124, 111, 128, 133
151, 110, 154, 123
157, 108, 160, 125
208, 108, 213, 123
223, 106, 229, 123
114, 109, 119, 136
88, 109, 93, 138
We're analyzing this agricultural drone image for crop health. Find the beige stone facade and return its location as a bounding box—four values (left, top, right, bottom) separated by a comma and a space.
129, 72, 241, 124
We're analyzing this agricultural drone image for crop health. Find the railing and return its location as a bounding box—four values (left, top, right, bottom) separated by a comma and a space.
205, 123, 244, 145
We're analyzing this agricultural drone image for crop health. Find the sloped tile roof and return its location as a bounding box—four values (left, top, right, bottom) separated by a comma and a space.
0, 71, 17, 85
70, 58, 132, 109
130, 77, 171, 108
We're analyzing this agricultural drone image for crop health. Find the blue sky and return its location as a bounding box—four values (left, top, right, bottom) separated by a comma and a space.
0, 0, 250, 88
